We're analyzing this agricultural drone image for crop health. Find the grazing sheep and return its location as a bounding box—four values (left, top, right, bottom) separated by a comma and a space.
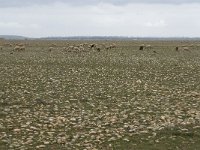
13, 46, 21, 51
4, 43, 12, 47
190, 44, 194, 47
183, 47, 189, 51
182, 45, 187, 47
67, 46, 74, 52
146, 45, 152, 50
79, 46, 85, 52
96, 47, 101, 52
175, 46, 190, 52
73, 47, 80, 52
105, 44, 116, 50
17, 43, 24, 47
83, 43, 88, 47
110, 43, 116, 48
48, 47, 54, 52
79, 44, 84, 47
20, 46, 26, 51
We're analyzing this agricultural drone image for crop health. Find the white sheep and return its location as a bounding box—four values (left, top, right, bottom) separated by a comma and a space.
83, 43, 88, 47
146, 44, 152, 50
17, 43, 24, 47
48, 47, 54, 52
73, 47, 80, 52
79, 46, 85, 52
20, 46, 26, 51
110, 43, 117, 48
79, 44, 84, 47
183, 47, 189, 51
13, 46, 21, 51
175, 46, 190, 52
67, 46, 74, 52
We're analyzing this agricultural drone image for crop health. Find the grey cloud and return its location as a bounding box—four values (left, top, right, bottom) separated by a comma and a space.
0, 0, 200, 8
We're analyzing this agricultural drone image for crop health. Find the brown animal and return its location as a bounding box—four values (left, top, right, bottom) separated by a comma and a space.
139, 44, 145, 50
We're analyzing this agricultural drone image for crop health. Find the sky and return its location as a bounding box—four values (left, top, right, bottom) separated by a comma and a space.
0, 0, 200, 37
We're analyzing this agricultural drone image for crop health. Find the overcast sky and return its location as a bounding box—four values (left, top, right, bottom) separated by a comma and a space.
0, 0, 200, 37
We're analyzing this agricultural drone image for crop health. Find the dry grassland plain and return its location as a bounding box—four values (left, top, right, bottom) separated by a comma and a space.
0, 39, 200, 149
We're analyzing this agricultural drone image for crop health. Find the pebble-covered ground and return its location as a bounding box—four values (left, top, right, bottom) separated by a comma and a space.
1, 40, 200, 150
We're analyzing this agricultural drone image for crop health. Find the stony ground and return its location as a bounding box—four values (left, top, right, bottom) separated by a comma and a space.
1, 40, 200, 150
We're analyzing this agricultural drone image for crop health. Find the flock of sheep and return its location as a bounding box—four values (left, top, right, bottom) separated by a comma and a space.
0, 42, 116, 53
0, 43, 26, 52
139, 44, 191, 52
13, 44, 26, 51
48, 43, 117, 53
0, 41, 197, 54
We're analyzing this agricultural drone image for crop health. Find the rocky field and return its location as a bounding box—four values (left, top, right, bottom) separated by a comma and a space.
0, 40, 200, 149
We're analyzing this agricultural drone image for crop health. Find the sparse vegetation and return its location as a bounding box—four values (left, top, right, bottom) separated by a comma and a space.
0, 40, 200, 149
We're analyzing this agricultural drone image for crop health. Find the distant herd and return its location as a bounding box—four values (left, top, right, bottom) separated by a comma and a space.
0, 41, 197, 54
48, 43, 117, 53
0, 42, 117, 53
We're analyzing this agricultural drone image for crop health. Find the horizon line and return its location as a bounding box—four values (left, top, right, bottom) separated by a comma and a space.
1, 35, 200, 40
